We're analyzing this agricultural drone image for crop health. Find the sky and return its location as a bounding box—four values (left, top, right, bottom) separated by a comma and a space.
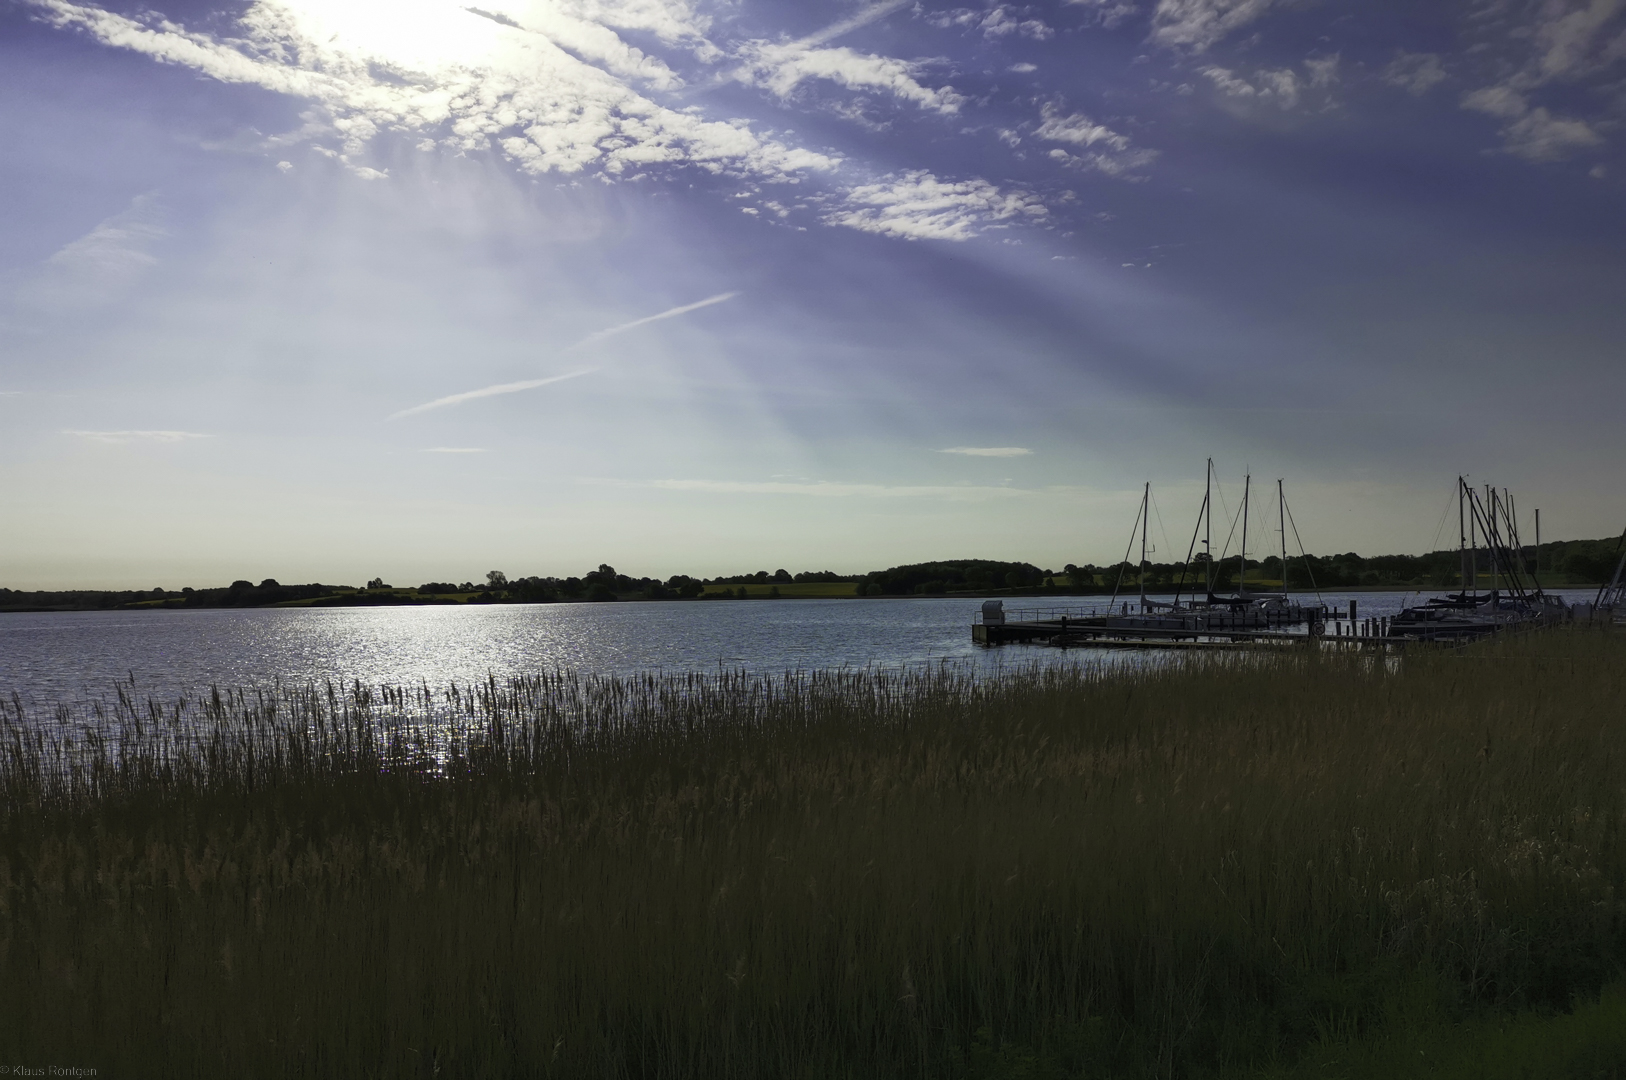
2, 0, 1625, 589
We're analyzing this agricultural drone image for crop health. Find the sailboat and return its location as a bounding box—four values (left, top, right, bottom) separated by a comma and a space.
1168, 461, 1326, 630
1105, 481, 1188, 624
1591, 524, 1626, 619
1386, 478, 1552, 641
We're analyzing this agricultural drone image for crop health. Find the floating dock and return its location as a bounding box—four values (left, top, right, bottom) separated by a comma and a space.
973, 602, 1408, 650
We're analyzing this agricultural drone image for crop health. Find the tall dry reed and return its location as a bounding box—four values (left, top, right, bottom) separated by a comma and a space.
1, 631, 1623, 1077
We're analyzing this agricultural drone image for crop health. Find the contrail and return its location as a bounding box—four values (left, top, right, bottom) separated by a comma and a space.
562, 291, 738, 353
700, 1, 908, 95
389, 292, 738, 419
789, 0, 909, 50
389, 369, 597, 420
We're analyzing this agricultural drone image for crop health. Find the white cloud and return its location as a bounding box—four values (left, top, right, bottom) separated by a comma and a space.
1500, 107, 1603, 159
18, 193, 166, 313
1462, 83, 1602, 160
940, 446, 1033, 457
1383, 51, 1447, 96
31, 0, 839, 183
1008, 62, 1038, 73
1199, 65, 1254, 97
1531, 0, 1626, 82
1462, 84, 1529, 121
1446, 2, 1621, 164
32, 0, 1072, 246
1065, 0, 1138, 29
45, 194, 164, 279
546, 0, 717, 54
1304, 53, 1339, 89
825, 170, 1046, 240
1034, 103, 1157, 176
64, 430, 213, 443
733, 41, 964, 114
1255, 67, 1299, 107
1035, 104, 1132, 149
420, 446, 490, 452
1200, 64, 1299, 108
724, 0, 960, 114
31, 0, 1091, 249
1150, 0, 1276, 51
1046, 145, 1159, 177
928, 6, 1054, 40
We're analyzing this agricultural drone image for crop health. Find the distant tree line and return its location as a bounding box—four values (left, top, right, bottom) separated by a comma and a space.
856, 560, 1048, 596
1068, 535, 1624, 592
2, 537, 1620, 611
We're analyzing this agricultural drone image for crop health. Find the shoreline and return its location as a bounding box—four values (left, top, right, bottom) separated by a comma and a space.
0, 580, 1609, 614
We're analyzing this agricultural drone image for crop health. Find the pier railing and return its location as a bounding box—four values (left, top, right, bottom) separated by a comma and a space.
981, 602, 1334, 630
989, 605, 1121, 624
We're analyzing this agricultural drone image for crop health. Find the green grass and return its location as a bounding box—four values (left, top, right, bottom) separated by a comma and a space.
1249, 981, 1626, 1078
1, 631, 1624, 1076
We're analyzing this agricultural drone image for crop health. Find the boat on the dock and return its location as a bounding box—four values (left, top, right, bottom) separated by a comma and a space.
1385, 478, 1561, 642
974, 464, 1332, 648
1167, 463, 1326, 630
1594, 526, 1626, 617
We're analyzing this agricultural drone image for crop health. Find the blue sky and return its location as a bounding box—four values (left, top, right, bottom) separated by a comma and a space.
2, 0, 1624, 588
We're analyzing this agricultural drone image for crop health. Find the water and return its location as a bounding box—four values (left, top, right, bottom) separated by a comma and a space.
0, 590, 1599, 706
0, 598, 1031, 705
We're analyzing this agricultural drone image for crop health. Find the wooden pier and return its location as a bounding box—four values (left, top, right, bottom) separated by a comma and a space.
973, 603, 1411, 651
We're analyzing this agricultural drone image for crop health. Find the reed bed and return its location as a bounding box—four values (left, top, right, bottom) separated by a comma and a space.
0, 632, 1623, 1077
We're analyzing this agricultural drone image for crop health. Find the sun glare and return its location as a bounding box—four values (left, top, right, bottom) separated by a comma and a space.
248, 0, 532, 78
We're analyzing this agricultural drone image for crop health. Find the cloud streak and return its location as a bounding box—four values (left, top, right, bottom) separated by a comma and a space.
631, 478, 1033, 499
390, 369, 597, 419
391, 291, 739, 418
940, 446, 1032, 457
64, 429, 213, 443
789, 0, 911, 51
565, 291, 738, 352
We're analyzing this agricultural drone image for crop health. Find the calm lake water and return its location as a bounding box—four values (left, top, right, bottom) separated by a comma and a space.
0, 589, 1600, 706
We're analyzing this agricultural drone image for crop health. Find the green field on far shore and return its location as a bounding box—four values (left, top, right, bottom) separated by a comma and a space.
701, 581, 863, 598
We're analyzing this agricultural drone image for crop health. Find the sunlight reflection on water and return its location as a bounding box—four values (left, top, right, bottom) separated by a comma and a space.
0, 590, 1598, 706
0, 598, 1049, 705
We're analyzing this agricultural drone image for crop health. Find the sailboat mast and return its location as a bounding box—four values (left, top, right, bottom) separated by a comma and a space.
1534, 508, 1541, 589
1239, 473, 1250, 596
1504, 489, 1519, 593
1139, 482, 1149, 613
1469, 480, 1479, 600
1459, 477, 1470, 596
1205, 458, 1214, 595
1278, 478, 1288, 599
